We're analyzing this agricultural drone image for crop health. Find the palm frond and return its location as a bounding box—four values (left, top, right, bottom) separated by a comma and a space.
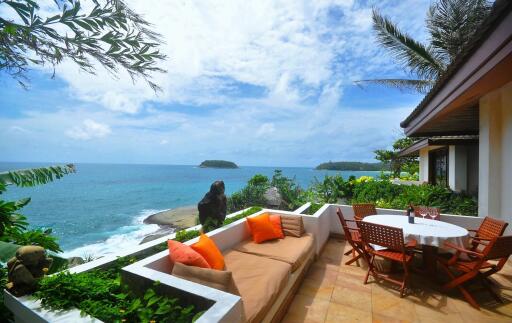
372, 8, 446, 81
427, 0, 492, 62
354, 78, 435, 94
0, 164, 76, 187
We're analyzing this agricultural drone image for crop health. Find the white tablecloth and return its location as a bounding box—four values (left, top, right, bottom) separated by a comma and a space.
362, 214, 469, 248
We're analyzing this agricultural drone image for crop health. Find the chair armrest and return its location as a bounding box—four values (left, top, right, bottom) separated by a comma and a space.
443, 241, 483, 258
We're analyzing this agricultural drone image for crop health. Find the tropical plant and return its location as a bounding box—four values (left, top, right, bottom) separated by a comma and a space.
0, 164, 75, 321
227, 174, 269, 212
351, 180, 477, 215
356, 0, 491, 93
0, 165, 75, 252
374, 136, 419, 177
0, 0, 165, 90
34, 257, 197, 322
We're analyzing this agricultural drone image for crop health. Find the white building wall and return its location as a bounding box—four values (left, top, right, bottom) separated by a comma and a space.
419, 148, 429, 183
448, 145, 467, 192
479, 81, 512, 222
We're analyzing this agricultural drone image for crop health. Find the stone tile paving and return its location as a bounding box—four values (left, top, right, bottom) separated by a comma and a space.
283, 239, 512, 323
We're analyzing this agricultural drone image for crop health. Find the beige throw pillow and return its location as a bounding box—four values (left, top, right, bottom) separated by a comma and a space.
172, 262, 240, 295
280, 215, 305, 237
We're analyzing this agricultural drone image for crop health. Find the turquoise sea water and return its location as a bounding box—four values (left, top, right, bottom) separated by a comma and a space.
0, 162, 379, 257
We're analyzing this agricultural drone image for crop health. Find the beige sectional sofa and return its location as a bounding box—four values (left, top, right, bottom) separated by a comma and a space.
121, 210, 319, 323
224, 232, 315, 322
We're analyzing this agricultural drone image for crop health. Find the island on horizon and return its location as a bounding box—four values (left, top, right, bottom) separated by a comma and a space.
315, 161, 386, 171
199, 160, 239, 169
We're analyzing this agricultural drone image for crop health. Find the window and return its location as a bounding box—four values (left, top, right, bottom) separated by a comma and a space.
429, 147, 448, 187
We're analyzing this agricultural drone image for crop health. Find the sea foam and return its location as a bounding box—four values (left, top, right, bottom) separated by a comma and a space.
61, 209, 171, 258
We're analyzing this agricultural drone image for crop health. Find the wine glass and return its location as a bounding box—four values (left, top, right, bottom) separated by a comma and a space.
419, 210, 428, 220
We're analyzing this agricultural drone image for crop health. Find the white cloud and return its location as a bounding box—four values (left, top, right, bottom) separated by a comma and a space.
42, 0, 430, 112
1, 0, 431, 165
66, 119, 112, 141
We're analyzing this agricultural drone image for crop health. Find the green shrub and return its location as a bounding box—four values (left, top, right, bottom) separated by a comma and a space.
351, 181, 477, 216
223, 206, 263, 225
227, 175, 269, 212
34, 257, 197, 322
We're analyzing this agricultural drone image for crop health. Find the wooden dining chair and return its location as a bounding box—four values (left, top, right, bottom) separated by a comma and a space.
358, 222, 417, 297
437, 235, 512, 309
413, 206, 441, 220
352, 203, 377, 221
336, 208, 365, 265
468, 216, 508, 252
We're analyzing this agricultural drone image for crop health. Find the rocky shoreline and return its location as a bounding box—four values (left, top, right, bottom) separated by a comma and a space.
140, 205, 198, 244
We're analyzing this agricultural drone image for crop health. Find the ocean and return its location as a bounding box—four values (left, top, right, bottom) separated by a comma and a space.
0, 162, 380, 258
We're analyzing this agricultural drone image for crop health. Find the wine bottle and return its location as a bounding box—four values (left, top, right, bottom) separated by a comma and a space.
407, 204, 414, 224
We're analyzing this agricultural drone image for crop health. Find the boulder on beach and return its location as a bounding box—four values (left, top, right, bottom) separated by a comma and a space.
143, 206, 198, 229
264, 187, 282, 208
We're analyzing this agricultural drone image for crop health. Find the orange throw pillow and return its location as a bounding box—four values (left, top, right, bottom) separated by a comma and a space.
167, 240, 210, 269
246, 213, 280, 243
191, 234, 225, 270
269, 215, 284, 239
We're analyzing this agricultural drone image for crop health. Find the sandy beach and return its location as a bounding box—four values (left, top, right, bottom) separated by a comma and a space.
143, 205, 198, 229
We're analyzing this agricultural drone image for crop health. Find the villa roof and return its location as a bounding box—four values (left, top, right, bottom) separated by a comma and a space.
399, 135, 479, 157
400, 0, 512, 135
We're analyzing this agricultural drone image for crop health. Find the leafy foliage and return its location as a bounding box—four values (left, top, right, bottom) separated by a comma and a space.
222, 206, 262, 225
0, 165, 74, 321
227, 174, 269, 212
374, 136, 419, 178
351, 180, 477, 215
0, 165, 74, 251
34, 257, 197, 322
0, 0, 165, 90
0, 164, 75, 187
357, 0, 491, 93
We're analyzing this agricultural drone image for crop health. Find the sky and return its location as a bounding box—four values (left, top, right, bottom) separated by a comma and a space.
0, 0, 430, 167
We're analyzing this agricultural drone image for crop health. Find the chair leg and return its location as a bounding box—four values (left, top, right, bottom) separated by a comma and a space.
364, 256, 375, 284
439, 263, 480, 309
345, 252, 362, 265
400, 261, 410, 298
344, 248, 353, 256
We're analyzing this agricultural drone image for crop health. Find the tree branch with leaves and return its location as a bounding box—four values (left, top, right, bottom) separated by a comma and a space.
356, 0, 491, 93
0, 0, 166, 90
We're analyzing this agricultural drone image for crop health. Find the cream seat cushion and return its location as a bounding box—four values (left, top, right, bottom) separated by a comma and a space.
233, 233, 315, 272
224, 250, 291, 323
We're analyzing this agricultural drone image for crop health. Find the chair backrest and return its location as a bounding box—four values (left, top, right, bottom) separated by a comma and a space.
413, 206, 441, 220
352, 203, 377, 221
483, 235, 512, 261
358, 221, 405, 252
336, 208, 355, 243
477, 216, 508, 239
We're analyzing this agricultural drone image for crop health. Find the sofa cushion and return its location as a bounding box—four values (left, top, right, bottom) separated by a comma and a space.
172, 262, 240, 295
224, 250, 291, 323
280, 215, 305, 237
191, 234, 225, 270
269, 214, 284, 239
167, 240, 210, 269
246, 214, 281, 243
233, 233, 315, 272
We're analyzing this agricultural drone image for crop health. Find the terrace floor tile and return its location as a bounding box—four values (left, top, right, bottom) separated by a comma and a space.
282, 238, 512, 323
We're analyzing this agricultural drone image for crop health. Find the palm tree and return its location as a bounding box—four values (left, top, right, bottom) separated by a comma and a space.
356, 0, 492, 93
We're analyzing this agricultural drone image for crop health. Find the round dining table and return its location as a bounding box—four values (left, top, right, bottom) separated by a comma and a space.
362, 214, 470, 276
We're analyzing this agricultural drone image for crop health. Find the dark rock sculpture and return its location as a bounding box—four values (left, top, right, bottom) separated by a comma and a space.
6, 245, 53, 296
198, 181, 227, 231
